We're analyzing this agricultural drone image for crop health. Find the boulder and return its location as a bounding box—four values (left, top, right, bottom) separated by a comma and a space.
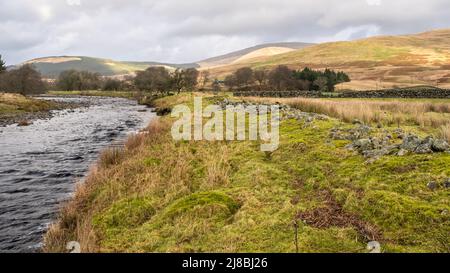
400, 134, 421, 152
353, 138, 373, 152
415, 137, 434, 154
431, 139, 450, 152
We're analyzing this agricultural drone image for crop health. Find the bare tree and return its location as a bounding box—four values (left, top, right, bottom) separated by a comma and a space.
0, 64, 46, 95
254, 69, 267, 88
0, 54, 6, 73
199, 70, 210, 89
268, 65, 293, 90
224, 74, 237, 90
235, 67, 254, 88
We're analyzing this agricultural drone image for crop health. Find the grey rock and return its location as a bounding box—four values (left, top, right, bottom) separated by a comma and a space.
354, 139, 373, 152
427, 181, 438, 190
431, 139, 450, 152
415, 137, 434, 154
443, 178, 450, 189
400, 134, 421, 151
397, 149, 409, 156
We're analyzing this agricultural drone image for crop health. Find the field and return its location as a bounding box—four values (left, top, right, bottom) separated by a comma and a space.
45, 93, 450, 253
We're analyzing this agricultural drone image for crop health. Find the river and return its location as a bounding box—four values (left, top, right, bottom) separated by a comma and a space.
0, 96, 155, 252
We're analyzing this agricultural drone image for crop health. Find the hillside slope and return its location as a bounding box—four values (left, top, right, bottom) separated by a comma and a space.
198, 42, 314, 68
208, 29, 450, 90
21, 56, 198, 78
18, 43, 312, 78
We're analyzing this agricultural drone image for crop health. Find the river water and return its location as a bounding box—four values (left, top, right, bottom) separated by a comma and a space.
0, 96, 155, 252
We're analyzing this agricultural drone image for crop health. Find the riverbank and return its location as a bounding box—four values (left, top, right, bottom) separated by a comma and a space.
44, 93, 449, 253
48, 90, 138, 99
0, 95, 155, 252
0, 93, 81, 127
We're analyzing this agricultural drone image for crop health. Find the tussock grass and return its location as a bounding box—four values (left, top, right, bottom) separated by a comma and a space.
245, 96, 450, 129
439, 124, 450, 142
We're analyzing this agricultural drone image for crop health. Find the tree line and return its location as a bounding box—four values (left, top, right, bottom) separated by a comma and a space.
1, 53, 350, 95
0, 55, 47, 95
224, 65, 350, 92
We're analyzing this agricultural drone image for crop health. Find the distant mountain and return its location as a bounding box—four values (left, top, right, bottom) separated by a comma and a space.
18, 56, 198, 78
197, 42, 314, 68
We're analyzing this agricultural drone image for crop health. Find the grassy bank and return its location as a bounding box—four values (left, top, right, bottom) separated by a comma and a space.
45, 93, 449, 253
0, 93, 65, 126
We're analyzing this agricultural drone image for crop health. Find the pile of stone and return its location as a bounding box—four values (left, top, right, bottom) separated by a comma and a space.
330, 125, 450, 161
218, 99, 328, 125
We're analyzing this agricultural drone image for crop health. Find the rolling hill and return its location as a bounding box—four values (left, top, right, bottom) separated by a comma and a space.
197, 42, 314, 68
16, 43, 313, 79
207, 29, 450, 90
14, 29, 450, 89
20, 56, 198, 78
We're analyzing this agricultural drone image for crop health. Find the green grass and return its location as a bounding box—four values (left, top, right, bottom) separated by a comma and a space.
0, 93, 61, 116
45, 93, 450, 253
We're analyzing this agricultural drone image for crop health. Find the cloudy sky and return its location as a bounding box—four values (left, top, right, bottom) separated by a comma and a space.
1, 0, 449, 64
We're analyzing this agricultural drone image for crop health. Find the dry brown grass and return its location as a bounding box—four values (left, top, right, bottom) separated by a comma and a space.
244, 96, 450, 128
439, 124, 450, 142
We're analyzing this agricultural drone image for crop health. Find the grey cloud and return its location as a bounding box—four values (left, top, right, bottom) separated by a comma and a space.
0, 0, 449, 64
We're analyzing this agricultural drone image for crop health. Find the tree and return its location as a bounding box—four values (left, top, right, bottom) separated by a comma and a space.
134, 67, 172, 94
171, 68, 199, 93
292, 67, 350, 92
224, 74, 237, 90
183, 68, 199, 91
313, 77, 328, 92
57, 70, 101, 91
172, 69, 185, 93
268, 65, 294, 90
234, 67, 254, 88
0, 64, 46, 95
212, 79, 221, 92
254, 69, 268, 88
199, 70, 210, 89
0, 55, 6, 74
103, 79, 123, 91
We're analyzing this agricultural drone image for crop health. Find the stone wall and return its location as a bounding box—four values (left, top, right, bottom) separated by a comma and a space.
233, 88, 450, 99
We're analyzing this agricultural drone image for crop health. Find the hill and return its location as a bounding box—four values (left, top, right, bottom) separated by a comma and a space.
20, 56, 198, 78
17, 43, 312, 79
207, 29, 450, 90
197, 42, 314, 68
